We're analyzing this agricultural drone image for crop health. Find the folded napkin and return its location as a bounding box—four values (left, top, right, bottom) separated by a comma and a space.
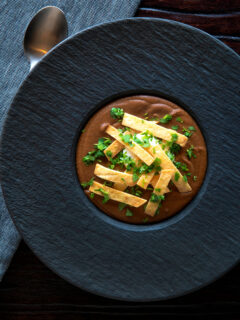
0, 0, 141, 280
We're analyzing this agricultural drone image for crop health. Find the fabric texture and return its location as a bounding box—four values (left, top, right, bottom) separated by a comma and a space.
0, 0, 140, 280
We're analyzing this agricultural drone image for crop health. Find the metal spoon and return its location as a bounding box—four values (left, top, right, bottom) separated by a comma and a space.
24, 6, 68, 70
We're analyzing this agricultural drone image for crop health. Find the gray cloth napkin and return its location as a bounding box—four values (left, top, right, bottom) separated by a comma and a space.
0, 0, 141, 280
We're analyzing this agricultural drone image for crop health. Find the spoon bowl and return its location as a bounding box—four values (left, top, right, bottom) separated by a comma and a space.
24, 6, 68, 69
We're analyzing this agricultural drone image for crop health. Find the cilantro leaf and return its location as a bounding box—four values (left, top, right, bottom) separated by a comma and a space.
186, 145, 196, 159
110, 107, 124, 119
94, 188, 110, 203
160, 114, 172, 123
174, 172, 180, 181
171, 125, 179, 130
150, 193, 165, 203
126, 209, 133, 217
81, 177, 94, 188
176, 117, 183, 123
133, 173, 139, 183
118, 202, 127, 211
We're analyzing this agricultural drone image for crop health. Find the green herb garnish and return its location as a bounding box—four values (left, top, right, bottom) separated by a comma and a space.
94, 188, 110, 203
110, 107, 124, 119
160, 114, 172, 124
183, 175, 188, 183
188, 126, 196, 131
143, 217, 149, 223
150, 193, 165, 203
182, 127, 192, 138
174, 172, 180, 181
90, 192, 95, 199
174, 161, 189, 172
125, 209, 133, 217
118, 202, 127, 211
83, 137, 111, 165
133, 173, 139, 183
193, 175, 197, 181
81, 177, 94, 188
106, 150, 112, 158
186, 145, 196, 159
171, 125, 179, 130
176, 117, 183, 123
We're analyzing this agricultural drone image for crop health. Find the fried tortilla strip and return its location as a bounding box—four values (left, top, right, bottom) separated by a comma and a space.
137, 171, 155, 190
113, 150, 140, 191
151, 175, 170, 192
114, 182, 127, 191
122, 113, 188, 147
94, 164, 136, 186
104, 140, 124, 160
104, 129, 137, 160
89, 181, 146, 207
148, 145, 192, 192
106, 125, 154, 165
145, 169, 174, 216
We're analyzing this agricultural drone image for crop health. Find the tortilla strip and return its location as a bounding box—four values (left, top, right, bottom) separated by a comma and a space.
89, 181, 146, 207
94, 164, 136, 186
114, 182, 127, 191
148, 145, 192, 192
104, 140, 124, 160
151, 175, 170, 192
145, 169, 174, 216
104, 129, 137, 160
122, 113, 188, 147
106, 125, 154, 165
137, 171, 155, 190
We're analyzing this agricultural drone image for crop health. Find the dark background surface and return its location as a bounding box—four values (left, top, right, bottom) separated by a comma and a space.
0, 1, 239, 319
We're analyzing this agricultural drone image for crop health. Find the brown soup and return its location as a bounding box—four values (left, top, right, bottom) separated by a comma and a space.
76, 95, 207, 224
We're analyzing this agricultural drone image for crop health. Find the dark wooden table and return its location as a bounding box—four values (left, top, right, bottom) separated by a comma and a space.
0, 1, 239, 319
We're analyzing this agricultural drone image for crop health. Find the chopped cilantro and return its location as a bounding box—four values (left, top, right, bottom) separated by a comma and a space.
110, 107, 124, 119
94, 188, 110, 203
174, 161, 189, 172
169, 142, 181, 155
182, 127, 192, 138
171, 133, 178, 142
166, 151, 175, 162
120, 133, 132, 144
106, 150, 112, 157
176, 117, 183, 123
160, 114, 172, 123
193, 175, 197, 181
174, 172, 180, 181
103, 181, 114, 187
188, 126, 196, 131
171, 125, 179, 130
118, 202, 127, 211
183, 175, 188, 183
126, 186, 143, 197
83, 137, 111, 165
90, 192, 95, 199
133, 173, 139, 183
126, 209, 133, 217
186, 145, 196, 159
150, 193, 165, 203
143, 217, 149, 223
155, 188, 161, 192
81, 177, 94, 188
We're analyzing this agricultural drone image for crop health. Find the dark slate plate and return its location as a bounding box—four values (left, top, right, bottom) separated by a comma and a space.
0, 18, 239, 301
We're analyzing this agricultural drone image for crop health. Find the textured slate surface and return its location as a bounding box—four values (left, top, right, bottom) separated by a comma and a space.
0, 18, 239, 301
0, 0, 140, 280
